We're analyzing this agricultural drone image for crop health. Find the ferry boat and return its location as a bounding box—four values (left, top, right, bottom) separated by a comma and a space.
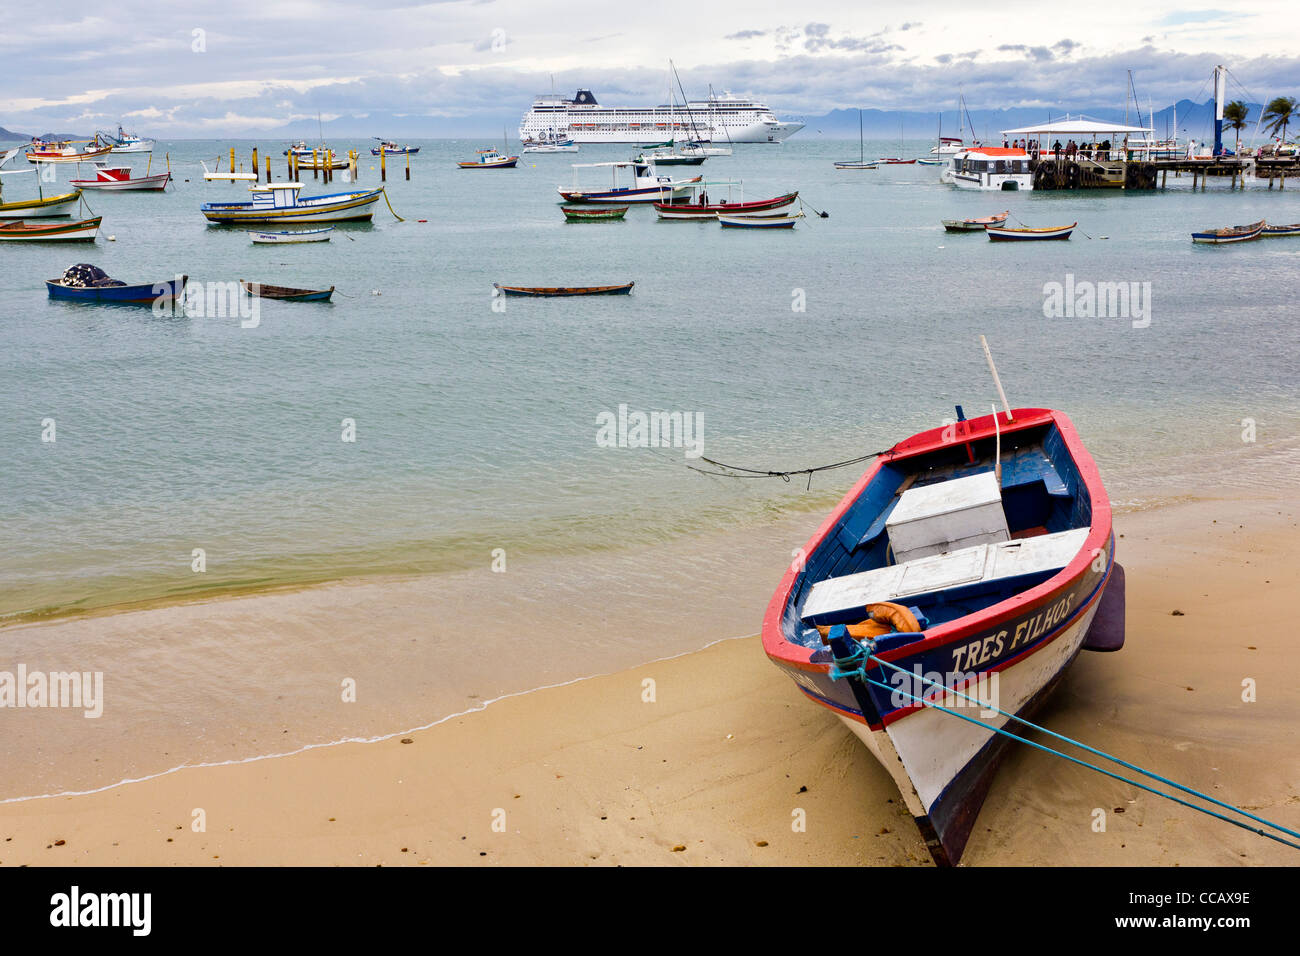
558, 161, 699, 204
940, 147, 1034, 191
520, 89, 803, 144
99, 125, 154, 153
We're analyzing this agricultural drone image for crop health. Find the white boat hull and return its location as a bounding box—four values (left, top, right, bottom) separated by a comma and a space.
0, 193, 81, 218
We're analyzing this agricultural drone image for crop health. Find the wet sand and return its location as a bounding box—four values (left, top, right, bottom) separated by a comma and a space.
1, 495, 1296, 866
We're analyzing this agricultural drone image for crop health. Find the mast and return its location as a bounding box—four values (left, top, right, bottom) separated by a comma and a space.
859, 108, 864, 163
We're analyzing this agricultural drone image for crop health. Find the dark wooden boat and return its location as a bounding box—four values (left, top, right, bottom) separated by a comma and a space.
493, 282, 634, 297
561, 206, 629, 222
1261, 222, 1300, 237
239, 280, 334, 301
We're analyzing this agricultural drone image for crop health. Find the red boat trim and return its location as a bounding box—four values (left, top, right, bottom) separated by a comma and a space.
761, 409, 1112, 684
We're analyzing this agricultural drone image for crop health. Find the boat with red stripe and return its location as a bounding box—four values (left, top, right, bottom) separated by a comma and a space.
761, 405, 1122, 865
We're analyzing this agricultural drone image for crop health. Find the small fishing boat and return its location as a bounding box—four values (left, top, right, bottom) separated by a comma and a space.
0, 190, 82, 218
249, 227, 334, 243
201, 183, 381, 224
942, 210, 1009, 232
1261, 222, 1300, 237
916, 158, 943, 166
1191, 220, 1265, 243
656, 183, 798, 220
877, 158, 917, 165
521, 130, 578, 153
718, 212, 803, 229
560, 161, 699, 204
295, 151, 350, 171
99, 126, 154, 153
458, 148, 519, 169
762, 405, 1121, 866
239, 281, 334, 302
986, 221, 1075, 241
69, 165, 171, 191
371, 139, 420, 156
26, 140, 115, 164
46, 269, 186, 303
0, 217, 101, 241
834, 161, 877, 170
493, 282, 634, 297
561, 206, 628, 222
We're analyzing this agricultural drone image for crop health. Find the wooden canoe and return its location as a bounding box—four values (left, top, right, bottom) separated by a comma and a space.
943, 211, 1009, 231
562, 206, 628, 222
0, 217, 101, 241
47, 275, 187, 303
986, 222, 1075, 241
493, 282, 634, 297
239, 280, 334, 301
1191, 220, 1265, 244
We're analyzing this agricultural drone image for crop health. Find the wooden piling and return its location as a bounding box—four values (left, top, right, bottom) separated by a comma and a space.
265, 154, 271, 182
312, 149, 319, 179
380, 146, 386, 181
252, 147, 259, 182
229, 147, 236, 176
405, 150, 410, 180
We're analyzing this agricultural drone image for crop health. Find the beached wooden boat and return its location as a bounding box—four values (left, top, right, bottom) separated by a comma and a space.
201, 184, 381, 224
942, 211, 1009, 232
239, 281, 334, 302
0, 189, 82, 218
0, 217, 101, 241
718, 212, 803, 229
762, 407, 1122, 866
493, 282, 634, 297
249, 227, 334, 243
69, 165, 171, 191
1261, 222, 1300, 237
458, 148, 519, 169
46, 273, 187, 303
1190, 220, 1265, 244
561, 206, 628, 222
986, 222, 1075, 241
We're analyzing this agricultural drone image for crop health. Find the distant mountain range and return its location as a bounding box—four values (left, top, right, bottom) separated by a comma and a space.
804, 99, 1260, 142
2, 97, 1277, 142
0, 127, 90, 142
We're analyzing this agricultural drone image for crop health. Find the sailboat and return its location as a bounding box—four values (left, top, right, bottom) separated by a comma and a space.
834, 109, 876, 169
916, 114, 945, 164
932, 95, 975, 155
878, 119, 916, 164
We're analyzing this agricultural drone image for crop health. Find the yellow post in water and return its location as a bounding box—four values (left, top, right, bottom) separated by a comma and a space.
265, 155, 271, 182
406, 150, 411, 180
252, 147, 259, 182
312, 149, 319, 179
229, 147, 235, 175
380, 145, 386, 181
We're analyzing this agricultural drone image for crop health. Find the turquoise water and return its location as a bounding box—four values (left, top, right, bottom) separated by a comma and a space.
2, 138, 1299, 619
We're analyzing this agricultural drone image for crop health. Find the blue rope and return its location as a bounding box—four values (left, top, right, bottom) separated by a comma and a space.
865, 652, 1300, 843
829, 652, 1300, 852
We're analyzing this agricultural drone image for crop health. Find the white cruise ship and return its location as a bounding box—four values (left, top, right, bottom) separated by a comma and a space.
519, 89, 804, 144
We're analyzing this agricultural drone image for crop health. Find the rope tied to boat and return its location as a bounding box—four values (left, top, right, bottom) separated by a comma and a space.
822, 633, 1300, 853
380, 187, 405, 222
686, 448, 891, 490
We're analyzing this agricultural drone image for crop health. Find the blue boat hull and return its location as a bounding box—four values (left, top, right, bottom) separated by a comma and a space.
46, 275, 187, 304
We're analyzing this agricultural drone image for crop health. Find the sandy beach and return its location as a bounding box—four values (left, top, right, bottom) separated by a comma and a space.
1, 493, 1297, 867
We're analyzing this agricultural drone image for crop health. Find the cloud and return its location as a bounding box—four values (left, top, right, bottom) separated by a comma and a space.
725, 30, 766, 40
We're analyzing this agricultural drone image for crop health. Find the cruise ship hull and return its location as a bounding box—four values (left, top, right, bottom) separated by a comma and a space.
520, 89, 804, 144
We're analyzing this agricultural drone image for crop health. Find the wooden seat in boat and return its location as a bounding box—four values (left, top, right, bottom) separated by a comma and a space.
800, 527, 1090, 626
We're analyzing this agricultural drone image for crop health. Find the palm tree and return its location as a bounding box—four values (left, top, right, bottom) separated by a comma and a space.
1263, 96, 1297, 144
1222, 100, 1249, 153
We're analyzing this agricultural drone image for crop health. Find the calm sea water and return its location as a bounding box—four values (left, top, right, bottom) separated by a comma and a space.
2, 139, 1299, 619
2, 138, 1299, 798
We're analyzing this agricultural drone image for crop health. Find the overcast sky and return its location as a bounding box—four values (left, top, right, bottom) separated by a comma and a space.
1, 1, 1296, 135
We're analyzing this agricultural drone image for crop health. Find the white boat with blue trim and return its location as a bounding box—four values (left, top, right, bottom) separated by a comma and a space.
200, 183, 381, 224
